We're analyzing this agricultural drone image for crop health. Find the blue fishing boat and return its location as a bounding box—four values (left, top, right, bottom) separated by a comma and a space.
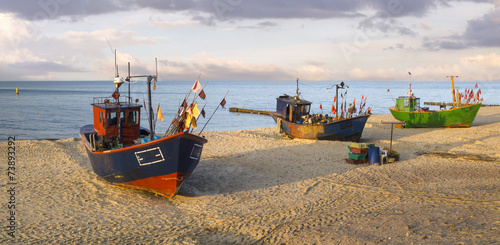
79, 57, 207, 198
270, 80, 370, 141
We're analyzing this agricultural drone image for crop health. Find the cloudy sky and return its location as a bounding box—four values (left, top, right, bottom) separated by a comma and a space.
1, 0, 499, 81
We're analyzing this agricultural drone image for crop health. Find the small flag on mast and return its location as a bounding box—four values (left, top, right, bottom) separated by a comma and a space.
201, 108, 206, 118
220, 98, 226, 108
198, 89, 206, 99
157, 103, 164, 121
191, 117, 197, 129
112, 91, 118, 100
184, 113, 193, 129
192, 79, 201, 93
192, 103, 200, 118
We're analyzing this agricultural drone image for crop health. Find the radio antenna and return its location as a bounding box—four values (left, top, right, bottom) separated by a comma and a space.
105, 37, 118, 77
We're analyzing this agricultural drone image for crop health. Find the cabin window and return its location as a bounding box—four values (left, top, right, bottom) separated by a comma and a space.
415, 98, 420, 106
128, 111, 138, 125
294, 105, 310, 116
304, 105, 310, 114
100, 112, 104, 127
108, 112, 118, 126
404, 99, 409, 108
120, 112, 126, 124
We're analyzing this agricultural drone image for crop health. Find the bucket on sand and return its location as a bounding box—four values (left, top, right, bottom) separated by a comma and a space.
368, 147, 381, 165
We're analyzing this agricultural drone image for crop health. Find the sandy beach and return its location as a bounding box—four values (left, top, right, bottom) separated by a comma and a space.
2, 107, 499, 244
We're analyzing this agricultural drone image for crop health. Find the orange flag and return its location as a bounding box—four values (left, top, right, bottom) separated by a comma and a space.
157, 103, 164, 121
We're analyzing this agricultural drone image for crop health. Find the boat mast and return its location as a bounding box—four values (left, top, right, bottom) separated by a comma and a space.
447, 75, 458, 108
335, 81, 347, 119
112, 50, 125, 143
147, 75, 154, 140
113, 49, 123, 103
125, 59, 158, 141
115, 49, 118, 78
128, 62, 131, 103
295, 78, 300, 99
408, 71, 412, 97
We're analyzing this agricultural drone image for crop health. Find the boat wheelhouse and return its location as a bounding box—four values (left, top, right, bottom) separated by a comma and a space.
275, 94, 312, 123
89, 96, 142, 149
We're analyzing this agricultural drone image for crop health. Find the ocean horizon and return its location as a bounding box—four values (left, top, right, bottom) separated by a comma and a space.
1, 80, 499, 140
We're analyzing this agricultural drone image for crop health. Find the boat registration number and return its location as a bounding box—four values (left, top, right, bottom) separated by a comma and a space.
135, 147, 165, 166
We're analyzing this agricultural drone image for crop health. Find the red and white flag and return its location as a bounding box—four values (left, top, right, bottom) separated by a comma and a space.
192, 79, 201, 93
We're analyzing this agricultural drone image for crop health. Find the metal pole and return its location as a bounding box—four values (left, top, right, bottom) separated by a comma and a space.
128, 62, 131, 103
390, 123, 394, 151
451, 75, 456, 108
335, 85, 339, 119
147, 76, 154, 140
296, 78, 299, 98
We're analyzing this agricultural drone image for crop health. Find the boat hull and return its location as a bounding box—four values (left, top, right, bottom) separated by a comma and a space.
389, 103, 482, 128
79, 125, 207, 198
271, 113, 370, 141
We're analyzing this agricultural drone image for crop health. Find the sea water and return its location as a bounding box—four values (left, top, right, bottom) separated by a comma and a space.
1, 80, 499, 140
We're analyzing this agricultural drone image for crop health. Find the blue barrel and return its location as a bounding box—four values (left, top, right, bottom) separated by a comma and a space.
368, 147, 381, 165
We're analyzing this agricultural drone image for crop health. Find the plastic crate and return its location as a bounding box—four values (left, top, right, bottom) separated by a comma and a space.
349, 152, 367, 160
350, 147, 368, 155
350, 143, 368, 149
345, 158, 368, 164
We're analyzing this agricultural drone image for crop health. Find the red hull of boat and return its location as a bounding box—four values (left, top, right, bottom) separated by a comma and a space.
116, 172, 190, 198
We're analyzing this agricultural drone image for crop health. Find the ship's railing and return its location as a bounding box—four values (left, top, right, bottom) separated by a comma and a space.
92, 96, 136, 106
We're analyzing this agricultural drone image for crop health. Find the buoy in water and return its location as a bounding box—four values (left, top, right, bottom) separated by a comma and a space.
16, 88, 19, 94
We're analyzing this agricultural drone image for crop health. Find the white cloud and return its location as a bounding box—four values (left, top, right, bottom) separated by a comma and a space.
297, 64, 332, 81
345, 52, 500, 82
461, 53, 500, 67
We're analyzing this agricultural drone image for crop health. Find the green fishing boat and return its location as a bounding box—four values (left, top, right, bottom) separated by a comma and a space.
389, 75, 482, 128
